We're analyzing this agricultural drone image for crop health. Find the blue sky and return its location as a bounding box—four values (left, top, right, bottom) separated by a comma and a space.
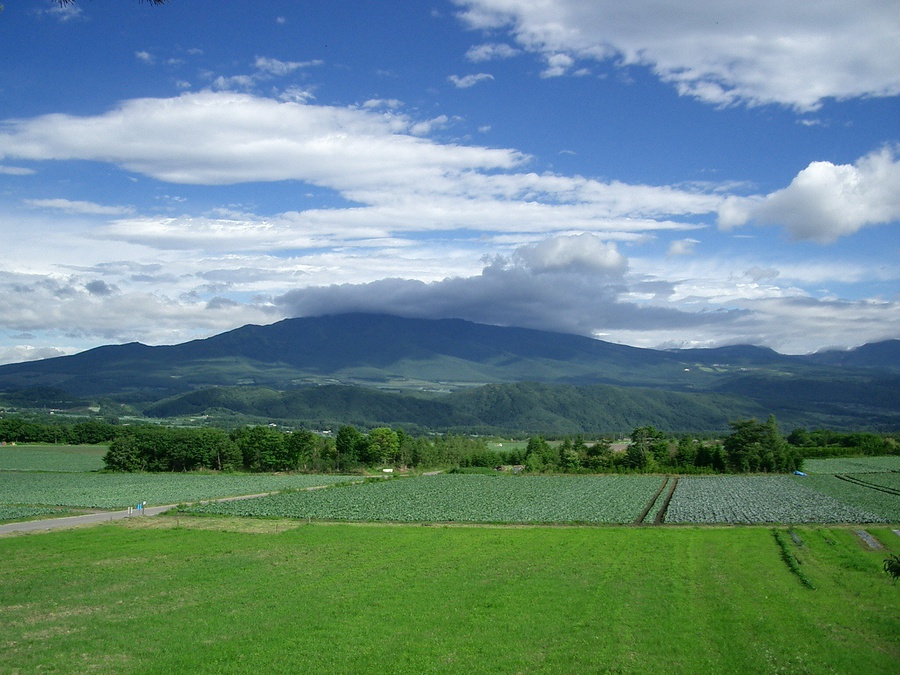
0, 0, 898, 364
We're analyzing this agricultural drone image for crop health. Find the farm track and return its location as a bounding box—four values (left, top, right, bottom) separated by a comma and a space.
835, 474, 900, 496
636, 476, 670, 524
0, 487, 336, 535
654, 476, 679, 524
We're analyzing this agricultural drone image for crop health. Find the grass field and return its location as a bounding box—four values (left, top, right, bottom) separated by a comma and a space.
1, 520, 897, 674
0, 444, 106, 472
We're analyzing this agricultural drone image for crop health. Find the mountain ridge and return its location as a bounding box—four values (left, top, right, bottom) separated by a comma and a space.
0, 314, 897, 432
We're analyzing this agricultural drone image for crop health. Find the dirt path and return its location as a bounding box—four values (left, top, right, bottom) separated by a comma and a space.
0, 490, 286, 535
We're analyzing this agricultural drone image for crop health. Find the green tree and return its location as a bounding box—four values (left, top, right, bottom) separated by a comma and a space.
285, 429, 317, 471
366, 427, 400, 466
583, 438, 612, 471
674, 435, 698, 468
103, 435, 144, 472
232, 426, 286, 472
557, 437, 581, 472
724, 416, 796, 473
335, 425, 362, 467
524, 436, 554, 472
625, 427, 665, 470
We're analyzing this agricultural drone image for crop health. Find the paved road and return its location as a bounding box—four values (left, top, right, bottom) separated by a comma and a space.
0, 488, 322, 535
0, 505, 176, 534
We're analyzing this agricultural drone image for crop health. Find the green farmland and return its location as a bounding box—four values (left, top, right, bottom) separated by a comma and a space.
1, 521, 897, 674
0, 443, 105, 473
1, 450, 898, 672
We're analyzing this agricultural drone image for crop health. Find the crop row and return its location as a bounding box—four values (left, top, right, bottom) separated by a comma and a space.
0, 472, 350, 509
663, 476, 886, 524
188, 474, 664, 524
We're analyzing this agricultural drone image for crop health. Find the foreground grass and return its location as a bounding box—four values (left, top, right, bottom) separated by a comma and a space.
1, 521, 897, 674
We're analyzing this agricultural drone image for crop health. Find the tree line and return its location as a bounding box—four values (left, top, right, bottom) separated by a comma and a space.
0, 414, 896, 474
101, 425, 492, 473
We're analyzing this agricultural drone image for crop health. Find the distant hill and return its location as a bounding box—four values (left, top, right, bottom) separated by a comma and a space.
0, 314, 897, 432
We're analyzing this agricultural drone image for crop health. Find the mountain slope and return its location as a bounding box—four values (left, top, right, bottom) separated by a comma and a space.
0, 314, 897, 431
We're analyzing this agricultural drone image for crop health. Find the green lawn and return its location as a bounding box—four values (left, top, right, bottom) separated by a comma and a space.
1, 521, 897, 674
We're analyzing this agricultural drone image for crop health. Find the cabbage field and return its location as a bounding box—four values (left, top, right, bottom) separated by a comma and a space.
0, 472, 351, 510
1, 443, 896, 526
188, 474, 665, 524
187, 472, 897, 525
663, 476, 886, 524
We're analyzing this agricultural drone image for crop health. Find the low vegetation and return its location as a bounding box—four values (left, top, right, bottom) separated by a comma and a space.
1, 523, 897, 673
0, 472, 350, 511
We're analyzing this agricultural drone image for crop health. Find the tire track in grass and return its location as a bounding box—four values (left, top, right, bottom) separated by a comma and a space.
654, 476, 679, 525
835, 474, 900, 497
636, 476, 669, 524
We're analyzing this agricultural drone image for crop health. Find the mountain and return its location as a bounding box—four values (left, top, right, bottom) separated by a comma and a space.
0, 314, 897, 432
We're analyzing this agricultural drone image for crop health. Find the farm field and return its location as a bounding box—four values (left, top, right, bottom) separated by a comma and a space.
188, 472, 898, 525
798, 475, 900, 522
663, 475, 886, 524
0, 472, 352, 514
188, 474, 664, 524
0, 444, 106, 472
1, 520, 897, 674
801, 456, 900, 474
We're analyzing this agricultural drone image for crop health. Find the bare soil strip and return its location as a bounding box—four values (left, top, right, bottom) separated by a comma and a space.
853, 529, 883, 549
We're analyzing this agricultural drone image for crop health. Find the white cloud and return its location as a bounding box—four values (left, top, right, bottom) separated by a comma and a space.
667, 238, 699, 256
0, 165, 35, 176
135, 51, 154, 65
24, 198, 135, 216
466, 42, 520, 62
448, 73, 495, 88
719, 147, 900, 242
212, 75, 256, 91
36, 3, 82, 22
254, 56, 322, 76
514, 233, 627, 275
363, 99, 403, 109
454, 0, 900, 110
0, 91, 723, 237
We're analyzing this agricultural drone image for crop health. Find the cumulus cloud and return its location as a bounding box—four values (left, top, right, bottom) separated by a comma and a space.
719, 147, 900, 243
448, 73, 495, 88
667, 238, 699, 257
453, 0, 900, 110
513, 233, 627, 275
274, 235, 741, 341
